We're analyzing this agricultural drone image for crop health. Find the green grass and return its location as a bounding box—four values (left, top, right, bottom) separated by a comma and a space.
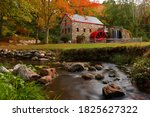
0, 72, 45, 100
111, 54, 133, 65
0, 42, 150, 50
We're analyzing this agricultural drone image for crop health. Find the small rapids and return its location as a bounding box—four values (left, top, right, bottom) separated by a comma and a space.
0, 58, 150, 100
46, 63, 150, 100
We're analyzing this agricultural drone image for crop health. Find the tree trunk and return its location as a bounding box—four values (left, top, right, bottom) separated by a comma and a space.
0, 14, 3, 39
36, 28, 39, 44
45, 27, 49, 44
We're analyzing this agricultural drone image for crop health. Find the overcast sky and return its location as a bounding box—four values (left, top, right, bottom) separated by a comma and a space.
90, 0, 105, 3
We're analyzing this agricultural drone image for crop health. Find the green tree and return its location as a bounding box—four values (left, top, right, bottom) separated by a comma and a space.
100, 0, 149, 39
0, 0, 32, 38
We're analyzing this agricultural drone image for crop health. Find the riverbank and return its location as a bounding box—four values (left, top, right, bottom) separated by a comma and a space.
60, 45, 150, 62
0, 43, 150, 62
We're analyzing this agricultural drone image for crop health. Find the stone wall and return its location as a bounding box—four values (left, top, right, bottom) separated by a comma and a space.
0, 49, 57, 62
60, 15, 72, 40
9, 39, 41, 45
72, 22, 103, 42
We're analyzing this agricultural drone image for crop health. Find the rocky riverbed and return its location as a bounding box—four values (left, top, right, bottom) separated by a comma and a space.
0, 58, 150, 100
45, 62, 150, 100
0, 49, 57, 61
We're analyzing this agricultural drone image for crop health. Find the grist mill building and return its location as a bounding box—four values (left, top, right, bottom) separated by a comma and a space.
60, 14, 104, 42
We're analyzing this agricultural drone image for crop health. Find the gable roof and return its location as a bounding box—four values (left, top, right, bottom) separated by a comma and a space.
68, 14, 103, 25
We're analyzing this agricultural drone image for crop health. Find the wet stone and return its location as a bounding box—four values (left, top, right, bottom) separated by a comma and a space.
95, 64, 103, 70
95, 73, 104, 80
113, 77, 120, 81
102, 80, 110, 84
102, 83, 125, 99
109, 70, 116, 77
68, 63, 85, 72
82, 73, 95, 80
109, 73, 116, 77
88, 66, 97, 71
31, 56, 39, 61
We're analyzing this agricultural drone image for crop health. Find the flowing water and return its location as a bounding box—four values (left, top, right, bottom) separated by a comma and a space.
0, 58, 150, 100
46, 63, 150, 100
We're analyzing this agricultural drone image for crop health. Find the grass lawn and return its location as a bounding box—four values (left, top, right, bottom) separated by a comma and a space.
0, 42, 150, 50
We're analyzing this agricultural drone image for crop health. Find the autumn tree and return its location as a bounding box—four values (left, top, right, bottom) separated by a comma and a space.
0, 0, 105, 43
0, 0, 32, 39
41, 0, 96, 43
29, 0, 71, 44
29, 0, 95, 44
67, 0, 96, 15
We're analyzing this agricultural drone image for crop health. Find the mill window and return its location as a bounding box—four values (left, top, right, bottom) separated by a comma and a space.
65, 20, 67, 26
65, 28, 67, 34
68, 28, 70, 33
83, 28, 86, 32
89, 29, 92, 32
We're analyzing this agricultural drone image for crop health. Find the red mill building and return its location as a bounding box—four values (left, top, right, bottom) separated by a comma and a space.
60, 14, 104, 42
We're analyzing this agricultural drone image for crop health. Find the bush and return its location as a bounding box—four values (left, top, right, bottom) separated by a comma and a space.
144, 50, 150, 58
0, 72, 45, 100
111, 54, 133, 65
76, 34, 85, 43
131, 58, 150, 91
50, 35, 60, 44
61, 35, 71, 43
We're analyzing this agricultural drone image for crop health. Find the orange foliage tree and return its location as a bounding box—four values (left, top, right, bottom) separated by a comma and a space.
30, 0, 102, 43
67, 0, 94, 15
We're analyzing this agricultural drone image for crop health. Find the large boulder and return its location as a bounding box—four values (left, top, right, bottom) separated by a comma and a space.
38, 68, 57, 84
102, 83, 125, 98
82, 73, 95, 80
68, 63, 85, 72
13, 64, 41, 81
0, 66, 10, 73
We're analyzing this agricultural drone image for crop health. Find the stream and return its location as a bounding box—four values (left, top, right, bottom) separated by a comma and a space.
0, 58, 150, 100
46, 63, 150, 100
